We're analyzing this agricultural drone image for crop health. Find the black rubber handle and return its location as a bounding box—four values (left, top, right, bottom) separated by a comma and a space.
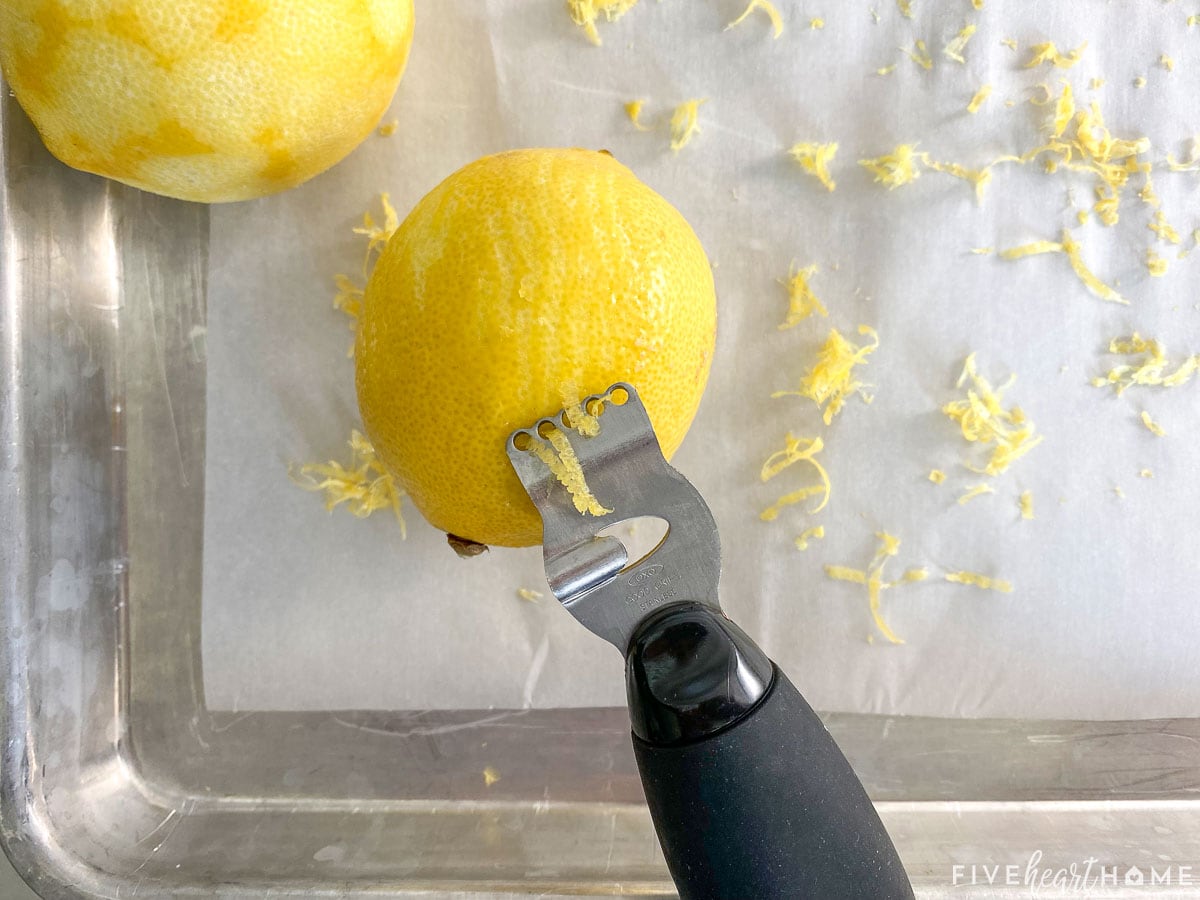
627, 604, 913, 900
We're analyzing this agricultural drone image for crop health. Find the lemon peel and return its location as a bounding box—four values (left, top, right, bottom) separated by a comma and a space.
567, 0, 638, 45
779, 264, 828, 328
1092, 334, 1200, 394
726, 0, 784, 37
826, 531, 907, 644
774, 326, 879, 424
527, 427, 613, 516
945, 571, 1013, 592
1019, 490, 1034, 519
669, 99, 707, 152
624, 99, 651, 131
943, 24, 976, 63
967, 85, 992, 114
1165, 139, 1200, 171
859, 145, 921, 188
920, 155, 993, 200
795, 525, 826, 551
788, 142, 839, 191
1149, 211, 1181, 244
1052, 82, 1075, 137
759, 433, 831, 519
334, 194, 399, 354
902, 40, 934, 70
957, 483, 995, 505
293, 431, 407, 536
999, 230, 1127, 304
1140, 410, 1167, 437
1146, 249, 1168, 277
1024, 41, 1087, 69
942, 354, 1042, 477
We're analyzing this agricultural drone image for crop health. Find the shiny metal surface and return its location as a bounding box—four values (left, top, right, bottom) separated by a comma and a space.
3, 87, 1200, 900
507, 385, 722, 653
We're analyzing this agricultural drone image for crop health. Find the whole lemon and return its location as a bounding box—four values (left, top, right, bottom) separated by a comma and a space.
0, 0, 414, 202
356, 148, 717, 548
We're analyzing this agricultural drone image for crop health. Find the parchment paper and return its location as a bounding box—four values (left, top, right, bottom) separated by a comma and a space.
202, 0, 1200, 718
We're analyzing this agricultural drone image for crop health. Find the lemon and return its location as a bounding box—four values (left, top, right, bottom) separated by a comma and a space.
0, 0, 414, 202
356, 148, 717, 548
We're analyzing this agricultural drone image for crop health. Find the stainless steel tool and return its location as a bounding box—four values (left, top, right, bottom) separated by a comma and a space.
507, 383, 914, 900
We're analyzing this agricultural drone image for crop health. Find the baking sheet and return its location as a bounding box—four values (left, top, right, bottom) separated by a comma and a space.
201, 0, 1200, 718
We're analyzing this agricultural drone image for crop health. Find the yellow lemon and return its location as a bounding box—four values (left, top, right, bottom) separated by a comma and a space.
0, 0, 414, 202
356, 148, 717, 547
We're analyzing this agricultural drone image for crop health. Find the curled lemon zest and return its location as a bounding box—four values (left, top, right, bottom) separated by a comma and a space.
1024, 40, 1087, 69
779, 263, 828, 328
999, 231, 1127, 304
669, 99, 707, 152
943, 23, 976, 63
351, 193, 400, 274
942, 354, 1043, 477
293, 431, 407, 537
788, 142, 839, 191
859, 144, 921, 188
1091, 334, 1200, 394
945, 571, 1013, 592
566, 0, 638, 46
774, 326, 879, 424
795, 525, 826, 551
1165, 138, 1200, 171
726, 0, 784, 37
967, 84, 992, 114
958, 483, 995, 505
826, 532, 907, 644
760, 433, 831, 517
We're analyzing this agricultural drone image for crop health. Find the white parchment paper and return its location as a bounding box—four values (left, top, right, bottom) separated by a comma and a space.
202, 0, 1200, 718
